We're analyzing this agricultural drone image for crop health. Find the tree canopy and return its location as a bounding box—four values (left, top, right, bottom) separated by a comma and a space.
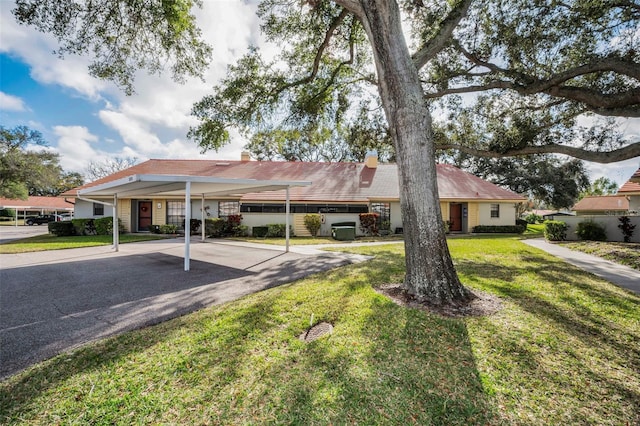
0, 125, 84, 198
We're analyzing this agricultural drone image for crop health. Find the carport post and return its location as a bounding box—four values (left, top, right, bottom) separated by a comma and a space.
14, 208, 17, 227
285, 186, 290, 253
113, 194, 119, 252
184, 181, 191, 271
201, 193, 205, 242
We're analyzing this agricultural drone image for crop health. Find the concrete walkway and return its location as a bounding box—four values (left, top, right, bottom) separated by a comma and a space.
0, 238, 370, 380
523, 238, 640, 295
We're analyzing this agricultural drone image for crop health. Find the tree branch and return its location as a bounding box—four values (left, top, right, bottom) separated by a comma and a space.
411, 0, 473, 70
435, 142, 640, 163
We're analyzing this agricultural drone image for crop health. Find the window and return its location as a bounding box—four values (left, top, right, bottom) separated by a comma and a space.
490, 204, 500, 218
370, 202, 391, 224
219, 201, 240, 217
93, 203, 104, 216
167, 201, 185, 228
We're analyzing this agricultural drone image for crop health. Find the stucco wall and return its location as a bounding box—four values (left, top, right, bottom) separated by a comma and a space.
629, 195, 640, 213
556, 215, 640, 242
478, 202, 517, 227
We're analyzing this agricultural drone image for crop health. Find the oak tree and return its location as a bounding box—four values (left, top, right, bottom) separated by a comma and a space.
14, 0, 640, 306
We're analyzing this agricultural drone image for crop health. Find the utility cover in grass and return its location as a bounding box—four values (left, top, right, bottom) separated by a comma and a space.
299, 322, 333, 342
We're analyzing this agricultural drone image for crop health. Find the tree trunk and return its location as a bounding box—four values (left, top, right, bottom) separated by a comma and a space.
356, 0, 472, 305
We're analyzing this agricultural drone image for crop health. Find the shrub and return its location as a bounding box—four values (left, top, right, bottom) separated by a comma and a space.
181, 218, 202, 234
303, 214, 322, 237
576, 220, 607, 241
160, 224, 178, 234
94, 217, 125, 235
516, 219, 528, 228
205, 218, 226, 237
266, 224, 293, 238
472, 225, 525, 234
48, 221, 75, 236
618, 216, 636, 243
524, 213, 542, 224
443, 220, 451, 234
544, 221, 568, 241
252, 226, 269, 238
359, 213, 379, 236
234, 225, 249, 237
0, 208, 16, 218
71, 218, 95, 235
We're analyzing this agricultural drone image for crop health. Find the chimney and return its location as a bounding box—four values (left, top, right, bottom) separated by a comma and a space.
240, 151, 251, 161
365, 150, 378, 169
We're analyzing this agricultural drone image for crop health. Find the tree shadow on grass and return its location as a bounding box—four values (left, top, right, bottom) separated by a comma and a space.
0, 249, 502, 425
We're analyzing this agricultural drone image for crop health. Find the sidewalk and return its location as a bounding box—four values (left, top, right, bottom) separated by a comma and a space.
523, 238, 640, 295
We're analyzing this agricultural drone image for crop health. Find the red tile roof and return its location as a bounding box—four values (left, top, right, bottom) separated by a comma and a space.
62, 159, 525, 202
572, 195, 629, 212
0, 196, 74, 210
619, 168, 640, 193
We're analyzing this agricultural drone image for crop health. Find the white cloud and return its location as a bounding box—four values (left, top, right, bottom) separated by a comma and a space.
53, 125, 100, 172
0, 91, 28, 111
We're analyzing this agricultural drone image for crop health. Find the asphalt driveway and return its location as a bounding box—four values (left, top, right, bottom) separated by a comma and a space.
0, 238, 369, 379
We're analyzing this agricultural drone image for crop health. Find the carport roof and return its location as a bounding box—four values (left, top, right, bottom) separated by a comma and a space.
77, 174, 312, 198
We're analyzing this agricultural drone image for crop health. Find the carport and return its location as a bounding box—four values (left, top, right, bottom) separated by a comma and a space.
77, 174, 311, 271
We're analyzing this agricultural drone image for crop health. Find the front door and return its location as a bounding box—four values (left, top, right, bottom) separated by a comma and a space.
450, 203, 462, 232
138, 201, 152, 231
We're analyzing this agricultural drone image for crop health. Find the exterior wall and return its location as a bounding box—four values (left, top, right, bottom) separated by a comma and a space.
467, 202, 479, 229
152, 199, 166, 226
74, 199, 95, 218
557, 215, 640, 242
440, 202, 449, 224
390, 202, 403, 232
477, 202, 517, 227
190, 199, 219, 221
118, 199, 132, 232
629, 195, 640, 213
241, 213, 293, 234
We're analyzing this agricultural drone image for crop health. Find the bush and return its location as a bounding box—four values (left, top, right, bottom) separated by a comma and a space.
71, 218, 95, 235
160, 224, 178, 234
516, 219, 528, 228
94, 217, 125, 235
0, 208, 16, 218
544, 221, 568, 241
266, 224, 293, 238
303, 214, 322, 237
205, 218, 226, 237
575, 220, 607, 241
472, 225, 525, 234
524, 213, 542, 224
48, 221, 75, 236
252, 226, 269, 238
359, 213, 379, 236
181, 218, 202, 234
443, 220, 451, 234
618, 216, 636, 243
235, 225, 249, 237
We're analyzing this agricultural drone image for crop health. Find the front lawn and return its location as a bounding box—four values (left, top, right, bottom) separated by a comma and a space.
0, 233, 167, 254
1, 238, 638, 424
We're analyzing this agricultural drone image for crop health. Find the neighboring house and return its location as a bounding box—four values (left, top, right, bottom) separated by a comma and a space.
572, 195, 630, 216
0, 196, 74, 219
62, 154, 525, 236
528, 209, 574, 221
617, 167, 640, 215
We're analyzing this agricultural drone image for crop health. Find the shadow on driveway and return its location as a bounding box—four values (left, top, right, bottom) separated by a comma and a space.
0, 241, 367, 379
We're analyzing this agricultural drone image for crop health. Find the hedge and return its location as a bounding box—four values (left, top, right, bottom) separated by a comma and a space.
472, 225, 525, 234
48, 221, 75, 236
252, 226, 269, 238
544, 221, 568, 241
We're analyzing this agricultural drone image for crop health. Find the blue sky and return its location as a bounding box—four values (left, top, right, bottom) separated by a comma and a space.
1, 1, 638, 186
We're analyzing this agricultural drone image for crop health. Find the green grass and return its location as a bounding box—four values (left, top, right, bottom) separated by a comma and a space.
523, 223, 545, 236
0, 233, 167, 253
1, 238, 638, 424
234, 235, 404, 245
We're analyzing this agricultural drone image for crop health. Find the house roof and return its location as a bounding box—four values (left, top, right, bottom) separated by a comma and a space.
0, 196, 74, 211
619, 168, 640, 194
63, 159, 525, 203
572, 195, 629, 212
